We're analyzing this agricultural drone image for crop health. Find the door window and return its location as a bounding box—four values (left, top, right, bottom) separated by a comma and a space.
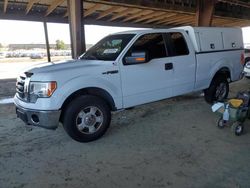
124, 33, 167, 64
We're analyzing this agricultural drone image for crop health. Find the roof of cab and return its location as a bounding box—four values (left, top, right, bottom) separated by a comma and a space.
113, 28, 179, 35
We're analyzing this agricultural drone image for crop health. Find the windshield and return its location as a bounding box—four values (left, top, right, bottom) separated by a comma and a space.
80, 34, 135, 61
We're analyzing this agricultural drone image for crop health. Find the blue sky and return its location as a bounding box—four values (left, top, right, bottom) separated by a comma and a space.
0, 20, 249, 45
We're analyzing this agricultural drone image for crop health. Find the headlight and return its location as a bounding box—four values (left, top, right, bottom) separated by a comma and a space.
29, 81, 57, 102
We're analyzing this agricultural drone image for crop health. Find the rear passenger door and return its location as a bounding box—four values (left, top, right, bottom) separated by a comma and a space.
164, 32, 196, 96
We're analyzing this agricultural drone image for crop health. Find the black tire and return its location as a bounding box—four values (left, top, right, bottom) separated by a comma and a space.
204, 75, 229, 104
63, 95, 111, 142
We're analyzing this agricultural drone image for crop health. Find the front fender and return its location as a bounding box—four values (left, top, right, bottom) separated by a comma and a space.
53, 75, 122, 110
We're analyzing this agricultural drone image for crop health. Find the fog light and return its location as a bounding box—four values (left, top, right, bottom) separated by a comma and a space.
31, 114, 39, 124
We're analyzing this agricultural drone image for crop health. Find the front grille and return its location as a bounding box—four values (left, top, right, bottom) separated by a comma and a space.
16, 72, 33, 102
16, 75, 27, 100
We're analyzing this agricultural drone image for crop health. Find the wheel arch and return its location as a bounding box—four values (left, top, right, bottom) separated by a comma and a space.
212, 67, 231, 83
245, 57, 250, 65
59, 87, 116, 123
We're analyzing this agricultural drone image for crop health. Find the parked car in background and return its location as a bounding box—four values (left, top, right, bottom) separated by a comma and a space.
244, 48, 250, 63
30, 53, 44, 59
244, 61, 250, 78
0, 52, 6, 59
243, 48, 250, 78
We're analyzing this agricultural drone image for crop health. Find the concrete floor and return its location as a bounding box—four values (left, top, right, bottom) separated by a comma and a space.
0, 78, 249, 188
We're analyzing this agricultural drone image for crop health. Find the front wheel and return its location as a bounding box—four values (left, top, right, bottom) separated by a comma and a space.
204, 75, 229, 104
63, 95, 111, 142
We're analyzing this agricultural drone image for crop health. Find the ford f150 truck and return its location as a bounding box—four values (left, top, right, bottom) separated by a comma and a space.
14, 26, 244, 142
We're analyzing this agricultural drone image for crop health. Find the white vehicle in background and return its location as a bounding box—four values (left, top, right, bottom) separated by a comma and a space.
30, 53, 44, 59
14, 26, 244, 142
244, 48, 250, 78
0, 52, 6, 58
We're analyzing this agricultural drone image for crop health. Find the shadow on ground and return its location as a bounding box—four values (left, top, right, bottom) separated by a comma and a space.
0, 78, 16, 98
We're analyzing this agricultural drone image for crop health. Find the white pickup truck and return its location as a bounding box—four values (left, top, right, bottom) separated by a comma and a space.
14, 26, 244, 142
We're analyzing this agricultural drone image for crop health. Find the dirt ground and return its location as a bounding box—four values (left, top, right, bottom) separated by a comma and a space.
0, 79, 16, 98
0, 78, 250, 188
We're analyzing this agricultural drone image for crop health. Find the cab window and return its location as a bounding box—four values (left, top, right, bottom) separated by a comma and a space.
166, 32, 189, 56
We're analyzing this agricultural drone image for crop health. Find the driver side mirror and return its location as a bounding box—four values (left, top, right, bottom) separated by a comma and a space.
124, 51, 148, 65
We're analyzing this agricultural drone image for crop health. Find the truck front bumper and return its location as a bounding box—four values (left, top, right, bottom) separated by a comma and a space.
15, 104, 61, 130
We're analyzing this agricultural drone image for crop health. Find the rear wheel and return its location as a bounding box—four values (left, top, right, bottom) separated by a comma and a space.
204, 75, 229, 104
63, 95, 111, 142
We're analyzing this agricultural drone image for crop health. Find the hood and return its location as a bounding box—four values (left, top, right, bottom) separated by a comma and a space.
25, 59, 109, 74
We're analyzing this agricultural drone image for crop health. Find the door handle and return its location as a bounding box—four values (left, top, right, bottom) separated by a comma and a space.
165, 63, 173, 70
102, 70, 119, 75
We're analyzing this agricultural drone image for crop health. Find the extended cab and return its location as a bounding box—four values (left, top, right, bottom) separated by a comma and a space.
14, 26, 244, 142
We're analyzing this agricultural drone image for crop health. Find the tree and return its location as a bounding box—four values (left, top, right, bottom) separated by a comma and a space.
55, 39, 66, 50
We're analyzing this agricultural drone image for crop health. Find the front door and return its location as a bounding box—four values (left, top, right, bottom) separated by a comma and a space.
119, 33, 174, 108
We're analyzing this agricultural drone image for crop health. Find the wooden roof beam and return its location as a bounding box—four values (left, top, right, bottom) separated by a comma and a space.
173, 17, 194, 25
218, 0, 250, 8
160, 15, 191, 25
63, 11, 68, 18
223, 19, 247, 27
84, 4, 102, 17
109, 8, 141, 21
155, 14, 178, 25
45, 0, 65, 16
26, 0, 40, 14
164, 16, 194, 25
212, 18, 229, 26
96, 6, 121, 20
143, 13, 177, 24
238, 21, 250, 27
133, 11, 166, 23
122, 10, 154, 22
175, 21, 196, 27
3, 0, 8, 13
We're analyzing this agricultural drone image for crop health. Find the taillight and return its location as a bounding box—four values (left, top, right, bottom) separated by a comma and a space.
240, 53, 245, 65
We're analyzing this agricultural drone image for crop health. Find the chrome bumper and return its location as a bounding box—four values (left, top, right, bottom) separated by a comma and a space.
15, 104, 60, 130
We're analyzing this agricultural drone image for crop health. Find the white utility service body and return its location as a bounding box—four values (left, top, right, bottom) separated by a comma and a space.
14, 26, 244, 142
